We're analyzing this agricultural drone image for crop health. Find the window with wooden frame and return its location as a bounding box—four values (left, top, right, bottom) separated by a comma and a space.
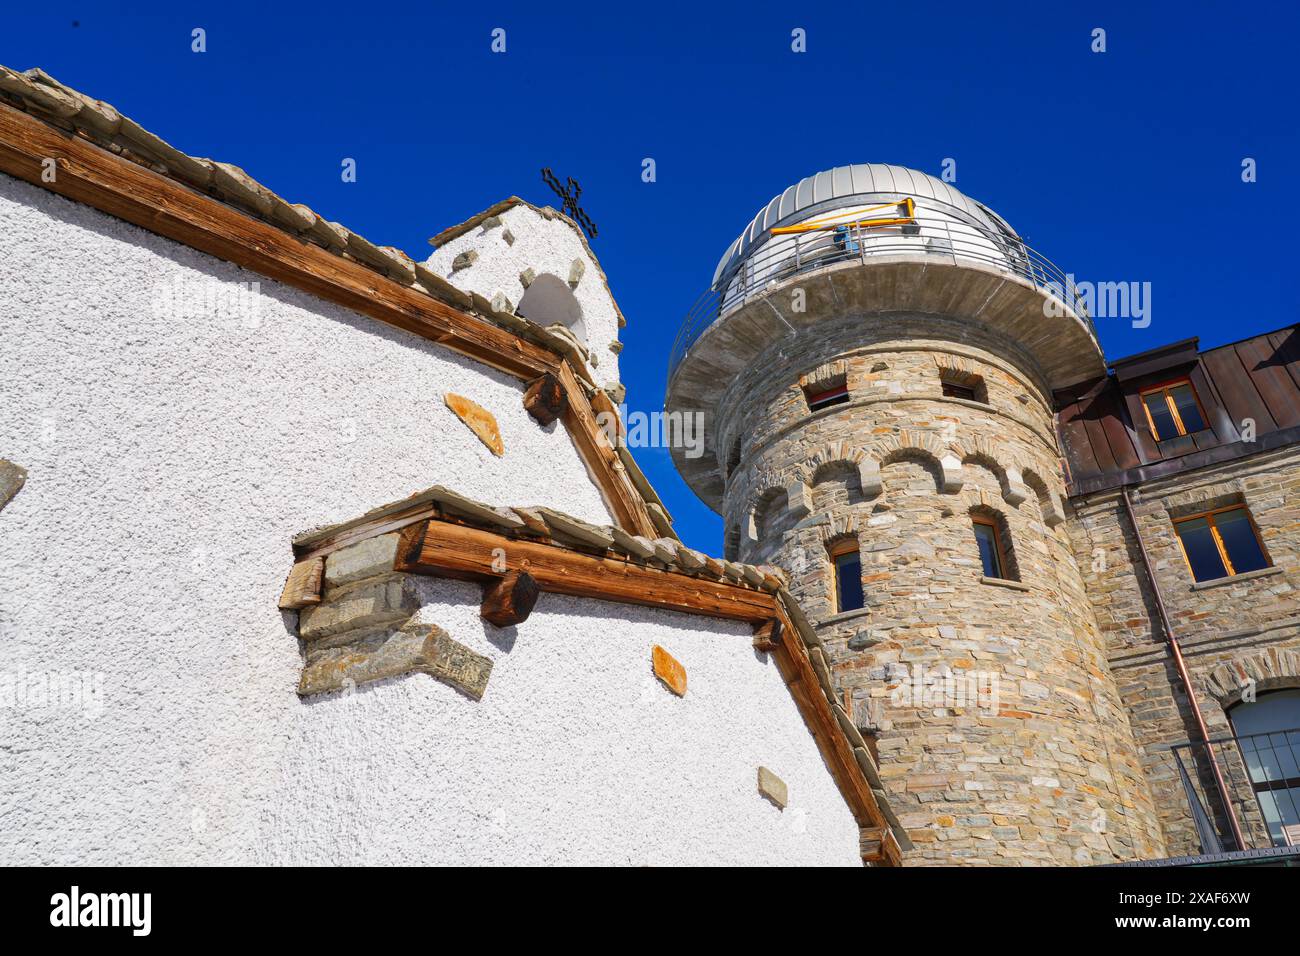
1140, 378, 1207, 441
804, 381, 849, 412
939, 368, 988, 405
941, 380, 977, 401
972, 513, 1017, 581
829, 539, 864, 613
1173, 505, 1270, 582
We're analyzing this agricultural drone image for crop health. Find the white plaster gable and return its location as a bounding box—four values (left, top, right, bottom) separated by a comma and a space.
426, 201, 623, 388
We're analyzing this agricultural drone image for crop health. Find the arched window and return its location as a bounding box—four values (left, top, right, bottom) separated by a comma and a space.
517, 273, 585, 342
971, 507, 1019, 581
1228, 690, 1300, 847
829, 537, 864, 613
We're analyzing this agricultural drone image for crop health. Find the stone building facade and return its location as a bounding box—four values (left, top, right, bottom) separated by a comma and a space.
1059, 332, 1300, 859
667, 164, 1300, 865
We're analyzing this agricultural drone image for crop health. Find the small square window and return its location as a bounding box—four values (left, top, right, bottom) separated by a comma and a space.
831, 544, 864, 613
1141, 379, 1207, 441
939, 370, 987, 404
1174, 505, 1270, 582
805, 383, 849, 412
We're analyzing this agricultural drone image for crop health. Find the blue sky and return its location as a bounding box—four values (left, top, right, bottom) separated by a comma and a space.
5, 1, 1297, 551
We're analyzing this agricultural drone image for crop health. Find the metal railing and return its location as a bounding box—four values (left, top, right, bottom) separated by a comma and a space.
1171, 727, 1300, 853
667, 214, 1096, 382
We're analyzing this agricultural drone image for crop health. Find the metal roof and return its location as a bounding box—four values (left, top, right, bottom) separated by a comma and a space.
712, 164, 1015, 287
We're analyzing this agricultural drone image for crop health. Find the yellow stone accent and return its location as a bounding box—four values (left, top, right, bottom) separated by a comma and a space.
651, 644, 687, 697
445, 393, 504, 456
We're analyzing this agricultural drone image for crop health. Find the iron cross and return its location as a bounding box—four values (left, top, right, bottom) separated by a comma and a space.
541, 168, 598, 239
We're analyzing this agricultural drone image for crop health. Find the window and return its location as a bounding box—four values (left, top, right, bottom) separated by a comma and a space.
972, 519, 1002, 578
1228, 690, 1300, 847
1174, 505, 1270, 582
941, 381, 977, 401
972, 516, 1014, 580
725, 435, 742, 478
939, 369, 987, 404
831, 541, 864, 613
805, 383, 849, 412
1141, 379, 1207, 441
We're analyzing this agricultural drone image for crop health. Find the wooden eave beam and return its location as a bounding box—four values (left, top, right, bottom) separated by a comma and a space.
0, 100, 658, 538
554, 363, 656, 537
395, 518, 775, 623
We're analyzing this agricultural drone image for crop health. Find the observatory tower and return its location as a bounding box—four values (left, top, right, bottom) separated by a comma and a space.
665, 165, 1164, 864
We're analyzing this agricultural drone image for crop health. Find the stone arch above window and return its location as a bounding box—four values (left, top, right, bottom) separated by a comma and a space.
813, 513, 863, 548
1204, 650, 1300, 709
799, 359, 851, 393
517, 273, 586, 343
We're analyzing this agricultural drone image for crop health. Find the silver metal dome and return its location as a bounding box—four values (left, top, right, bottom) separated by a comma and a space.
711, 164, 1018, 288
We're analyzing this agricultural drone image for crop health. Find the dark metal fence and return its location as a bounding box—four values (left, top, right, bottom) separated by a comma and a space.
1171, 727, 1300, 853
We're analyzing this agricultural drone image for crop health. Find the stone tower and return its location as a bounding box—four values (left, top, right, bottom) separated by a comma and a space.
665, 165, 1166, 864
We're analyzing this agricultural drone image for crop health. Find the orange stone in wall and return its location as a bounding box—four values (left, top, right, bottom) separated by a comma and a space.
445, 393, 504, 456
651, 645, 687, 697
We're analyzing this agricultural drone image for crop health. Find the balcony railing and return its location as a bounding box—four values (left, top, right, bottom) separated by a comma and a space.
667, 215, 1095, 383
1172, 727, 1300, 853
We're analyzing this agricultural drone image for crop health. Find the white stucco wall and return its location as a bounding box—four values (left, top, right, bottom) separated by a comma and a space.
0, 173, 860, 866
262, 580, 861, 866
426, 203, 622, 387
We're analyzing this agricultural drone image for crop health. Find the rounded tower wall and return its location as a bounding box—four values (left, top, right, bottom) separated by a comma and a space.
716, 318, 1165, 864
669, 166, 1166, 864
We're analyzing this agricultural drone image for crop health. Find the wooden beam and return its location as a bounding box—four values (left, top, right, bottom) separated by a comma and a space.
480, 569, 540, 627
752, 618, 781, 653
278, 556, 323, 609
523, 372, 567, 426
859, 826, 903, 866
395, 518, 775, 622
554, 362, 658, 538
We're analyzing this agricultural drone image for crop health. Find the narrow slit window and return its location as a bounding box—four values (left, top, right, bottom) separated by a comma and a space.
806, 383, 849, 412
1141, 379, 1207, 441
1174, 505, 1270, 582
831, 543, 864, 613
973, 517, 1008, 579
725, 436, 742, 478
